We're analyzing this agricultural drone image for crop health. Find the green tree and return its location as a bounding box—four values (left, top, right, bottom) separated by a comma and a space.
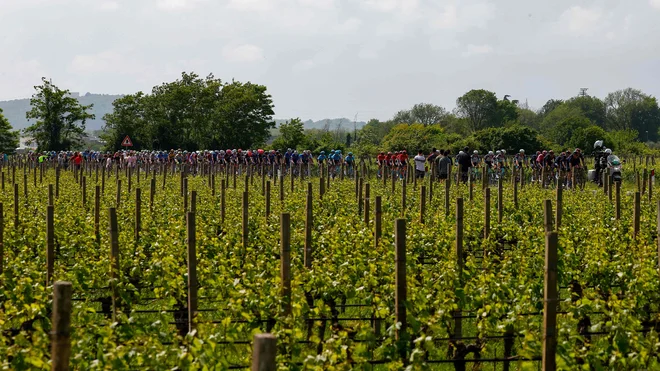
565, 95, 606, 127
0, 108, 19, 153
568, 125, 607, 153
548, 114, 591, 146
101, 72, 275, 151
345, 132, 352, 147
382, 123, 444, 152
272, 118, 305, 150
393, 103, 449, 126
604, 88, 660, 141
470, 125, 544, 154
538, 99, 564, 118
516, 107, 541, 130
25, 78, 95, 151
102, 93, 150, 150
455, 89, 500, 132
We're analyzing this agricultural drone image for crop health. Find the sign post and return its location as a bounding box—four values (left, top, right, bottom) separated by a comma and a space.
121, 136, 133, 148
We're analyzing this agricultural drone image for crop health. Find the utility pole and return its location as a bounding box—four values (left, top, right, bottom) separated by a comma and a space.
579, 88, 589, 97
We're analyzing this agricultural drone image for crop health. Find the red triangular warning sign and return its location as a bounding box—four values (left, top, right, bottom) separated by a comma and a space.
121, 135, 133, 147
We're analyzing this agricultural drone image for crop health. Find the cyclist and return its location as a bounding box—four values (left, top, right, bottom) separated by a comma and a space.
345, 152, 355, 177
376, 151, 386, 178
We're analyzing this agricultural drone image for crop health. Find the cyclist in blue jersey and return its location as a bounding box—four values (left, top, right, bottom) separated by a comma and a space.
345, 152, 355, 177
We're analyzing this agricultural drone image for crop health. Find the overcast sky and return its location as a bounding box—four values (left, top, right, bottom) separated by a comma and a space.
1, 0, 659, 121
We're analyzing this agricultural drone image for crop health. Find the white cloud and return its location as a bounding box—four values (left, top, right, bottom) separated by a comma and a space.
558, 6, 602, 35
651, 0, 660, 10
430, 2, 495, 30
298, 0, 334, 10
222, 44, 264, 63
69, 51, 147, 75
462, 44, 493, 57
99, 1, 119, 11
293, 59, 315, 71
358, 49, 379, 60
361, 0, 419, 15
334, 18, 362, 33
157, 0, 205, 10
228, 0, 274, 12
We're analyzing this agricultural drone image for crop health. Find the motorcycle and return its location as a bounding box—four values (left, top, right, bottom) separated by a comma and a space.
607, 154, 622, 182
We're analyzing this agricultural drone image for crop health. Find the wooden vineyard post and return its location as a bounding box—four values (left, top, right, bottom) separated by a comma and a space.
608, 176, 613, 202
265, 181, 271, 220
51, 281, 73, 371
116, 179, 122, 208
183, 178, 189, 214
391, 174, 396, 195
187, 211, 197, 333
23, 173, 27, 200
280, 213, 291, 316
497, 177, 503, 223
484, 188, 491, 239
358, 178, 364, 216
375, 196, 382, 248
542, 231, 558, 371
453, 198, 464, 366
556, 179, 563, 231
634, 192, 641, 239
46, 205, 54, 286
279, 176, 284, 202
243, 191, 249, 254
401, 178, 407, 216
637, 171, 642, 193
615, 182, 621, 220
261, 167, 265, 196
221, 179, 226, 224
13, 183, 18, 227
544, 199, 554, 233
109, 208, 120, 322
643, 169, 648, 196
135, 188, 141, 242
304, 183, 313, 269
94, 186, 100, 241
251, 333, 277, 371
420, 185, 426, 224
319, 175, 325, 200
513, 172, 519, 209
394, 218, 407, 360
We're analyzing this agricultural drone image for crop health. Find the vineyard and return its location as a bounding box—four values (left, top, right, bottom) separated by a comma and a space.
1, 160, 660, 370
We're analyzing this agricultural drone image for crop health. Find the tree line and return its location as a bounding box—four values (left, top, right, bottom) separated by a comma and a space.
279, 88, 660, 156
0, 73, 658, 156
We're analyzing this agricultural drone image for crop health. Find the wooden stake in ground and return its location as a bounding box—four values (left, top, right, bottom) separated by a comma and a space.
109, 208, 120, 322
375, 196, 382, 248
46, 205, 55, 286
185, 211, 197, 334
556, 179, 563, 231
95, 186, 100, 241
13, 183, 18, 227
542, 231, 558, 371
51, 281, 73, 371
395, 218, 407, 360
251, 333, 277, 371
544, 199, 554, 233
280, 213, 292, 316
135, 188, 141, 242
615, 181, 621, 220
453, 197, 464, 362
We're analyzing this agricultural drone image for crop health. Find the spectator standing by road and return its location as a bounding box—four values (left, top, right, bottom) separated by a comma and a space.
414, 150, 426, 179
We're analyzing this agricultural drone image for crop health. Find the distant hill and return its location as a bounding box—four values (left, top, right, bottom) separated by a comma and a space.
0, 93, 366, 134
274, 118, 366, 130
0, 93, 122, 132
